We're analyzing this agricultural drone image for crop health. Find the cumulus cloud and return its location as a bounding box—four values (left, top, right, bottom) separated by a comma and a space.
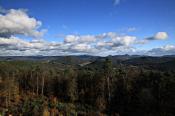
146, 32, 168, 40
0, 37, 46, 51
0, 37, 30, 51
97, 41, 113, 47
64, 35, 98, 43
0, 31, 142, 56
154, 32, 168, 40
71, 43, 91, 52
64, 35, 79, 43
0, 31, 174, 56
79, 35, 97, 43
111, 35, 136, 46
147, 45, 175, 56
0, 7, 142, 56
0, 8, 45, 38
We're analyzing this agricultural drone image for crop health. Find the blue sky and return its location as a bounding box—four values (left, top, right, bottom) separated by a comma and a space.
0, 0, 175, 56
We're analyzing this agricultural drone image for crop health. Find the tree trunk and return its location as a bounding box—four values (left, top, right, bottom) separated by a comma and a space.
31, 71, 34, 95
36, 73, 39, 95
6, 96, 8, 108
41, 75, 45, 96
106, 75, 111, 104
8, 75, 11, 107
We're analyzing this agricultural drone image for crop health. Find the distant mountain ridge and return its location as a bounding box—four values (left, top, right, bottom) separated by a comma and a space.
0, 54, 175, 71
0, 55, 175, 62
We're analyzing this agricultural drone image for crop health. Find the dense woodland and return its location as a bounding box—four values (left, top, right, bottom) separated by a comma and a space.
0, 55, 175, 116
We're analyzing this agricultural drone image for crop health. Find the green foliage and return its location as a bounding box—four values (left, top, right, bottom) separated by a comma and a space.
0, 58, 175, 116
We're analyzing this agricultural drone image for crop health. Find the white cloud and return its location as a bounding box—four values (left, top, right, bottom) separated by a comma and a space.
106, 32, 117, 38
146, 32, 168, 40
64, 35, 79, 43
0, 30, 156, 56
147, 45, 175, 56
0, 33, 174, 56
162, 45, 175, 51
0, 8, 45, 38
0, 32, 140, 56
97, 41, 113, 47
79, 35, 96, 43
112, 35, 136, 46
1, 30, 173, 56
64, 35, 98, 43
0, 8, 172, 56
154, 32, 168, 40
0, 36, 31, 51
71, 43, 91, 52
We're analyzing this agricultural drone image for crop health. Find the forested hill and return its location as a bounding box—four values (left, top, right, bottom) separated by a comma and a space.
0, 55, 175, 115
0, 55, 175, 70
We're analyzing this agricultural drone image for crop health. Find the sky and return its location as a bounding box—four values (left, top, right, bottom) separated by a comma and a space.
0, 0, 175, 56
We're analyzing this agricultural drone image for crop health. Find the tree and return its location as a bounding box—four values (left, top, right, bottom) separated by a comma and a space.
64, 68, 77, 102
35, 66, 41, 96
103, 58, 113, 105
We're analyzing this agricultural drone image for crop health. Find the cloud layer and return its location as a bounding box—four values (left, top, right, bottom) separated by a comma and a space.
0, 8, 173, 56
147, 45, 175, 56
0, 31, 173, 56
